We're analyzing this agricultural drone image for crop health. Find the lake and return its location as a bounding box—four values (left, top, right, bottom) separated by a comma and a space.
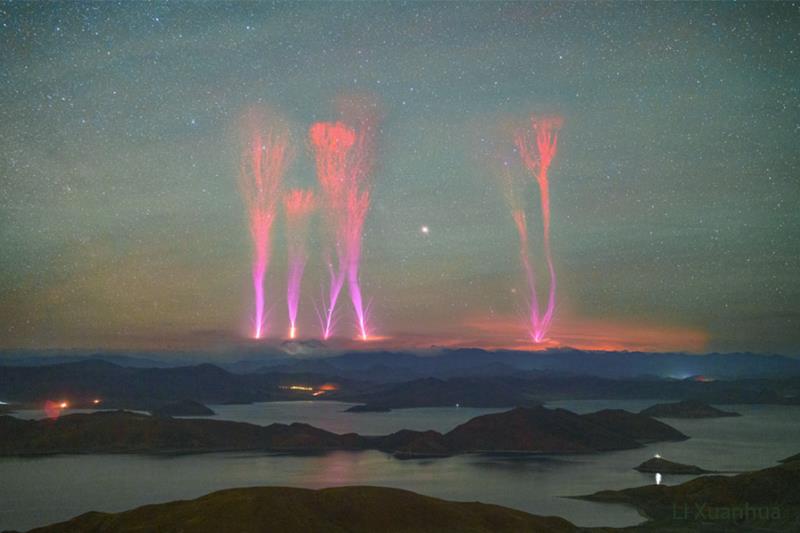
2, 400, 798, 531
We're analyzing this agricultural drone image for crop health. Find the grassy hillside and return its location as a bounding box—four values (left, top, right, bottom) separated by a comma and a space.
582, 459, 800, 532
27, 486, 578, 533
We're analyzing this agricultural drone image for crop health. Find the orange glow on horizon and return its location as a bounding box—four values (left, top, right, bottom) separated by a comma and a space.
317, 315, 708, 354
462, 314, 709, 353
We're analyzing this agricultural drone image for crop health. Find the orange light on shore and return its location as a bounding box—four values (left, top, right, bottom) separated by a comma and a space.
288, 385, 313, 392
44, 400, 67, 419
92, 399, 101, 405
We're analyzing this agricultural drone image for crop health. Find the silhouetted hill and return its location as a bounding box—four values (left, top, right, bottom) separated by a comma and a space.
0, 361, 261, 405
581, 409, 688, 442
371, 429, 451, 458
444, 407, 641, 453
263, 348, 800, 380
0, 351, 190, 368
0, 407, 684, 457
7, 347, 800, 380
346, 404, 391, 412
26, 486, 579, 533
0, 361, 370, 407
3, 357, 797, 414
0, 411, 361, 455
634, 457, 710, 475
581, 460, 800, 531
150, 400, 215, 417
640, 400, 741, 418
380, 407, 687, 457
343, 376, 540, 410
341, 373, 800, 408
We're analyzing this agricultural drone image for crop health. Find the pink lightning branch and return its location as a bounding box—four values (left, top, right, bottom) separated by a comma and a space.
309, 112, 376, 341
512, 115, 563, 343
237, 111, 292, 340
284, 189, 316, 340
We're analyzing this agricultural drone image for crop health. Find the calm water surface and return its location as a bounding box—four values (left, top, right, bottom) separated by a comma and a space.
2, 400, 798, 531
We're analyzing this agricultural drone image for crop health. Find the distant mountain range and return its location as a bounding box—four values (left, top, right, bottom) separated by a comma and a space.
1, 357, 799, 409
0, 360, 368, 407
3, 347, 800, 380
250, 348, 800, 380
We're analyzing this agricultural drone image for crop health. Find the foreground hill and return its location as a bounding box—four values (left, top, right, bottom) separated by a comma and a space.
0, 407, 684, 456
581, 459, 800, 531
23, 462, 800, 532
26, 486, 578, 533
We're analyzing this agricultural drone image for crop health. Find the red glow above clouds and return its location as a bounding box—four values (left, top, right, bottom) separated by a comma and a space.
461, 314, 709, 353
284, 189, 317, 340
319, 315, 708, 354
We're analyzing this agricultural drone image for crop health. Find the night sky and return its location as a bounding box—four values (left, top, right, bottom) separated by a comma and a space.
1, 2, 798, 355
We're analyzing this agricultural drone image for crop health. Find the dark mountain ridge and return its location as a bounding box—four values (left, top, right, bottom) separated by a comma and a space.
0, 406, 685, 457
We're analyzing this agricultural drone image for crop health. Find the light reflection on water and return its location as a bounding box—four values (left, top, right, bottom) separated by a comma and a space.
2, 400, 798, 531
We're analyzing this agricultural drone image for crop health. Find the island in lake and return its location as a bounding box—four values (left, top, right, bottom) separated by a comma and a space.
150, 399, 216, 417
0, 406, 686, 457
634, 456, 711, 475
580, 456, 800, 532
639, 399, 741, 419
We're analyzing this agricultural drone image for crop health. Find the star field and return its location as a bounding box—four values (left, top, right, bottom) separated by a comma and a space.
0, 2, 798, 353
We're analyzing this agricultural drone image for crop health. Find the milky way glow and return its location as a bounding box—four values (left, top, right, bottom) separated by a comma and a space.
513, 115, 563, 343
238, 111, 292, 339
284, 189, 316, 340
309, 115, 375, 341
